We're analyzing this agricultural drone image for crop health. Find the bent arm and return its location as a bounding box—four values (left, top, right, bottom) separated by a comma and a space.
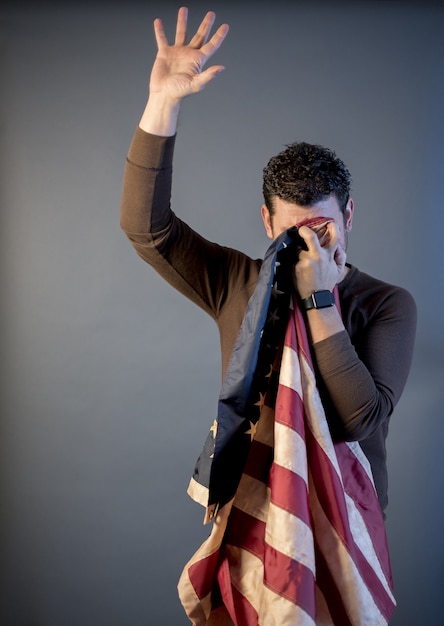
121, 8, 235, 315
120, 128, 244, 318
312, 286, 417, 441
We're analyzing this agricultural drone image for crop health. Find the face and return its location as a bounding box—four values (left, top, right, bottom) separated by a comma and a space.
261, 195, 354, 248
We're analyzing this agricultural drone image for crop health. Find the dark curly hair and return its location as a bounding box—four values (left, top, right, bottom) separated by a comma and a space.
262, 142, 352, 217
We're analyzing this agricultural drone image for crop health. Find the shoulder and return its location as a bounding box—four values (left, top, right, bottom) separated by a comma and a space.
339, 265, 417, 328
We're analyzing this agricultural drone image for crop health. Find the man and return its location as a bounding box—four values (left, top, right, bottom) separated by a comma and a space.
120, 7, 416, 625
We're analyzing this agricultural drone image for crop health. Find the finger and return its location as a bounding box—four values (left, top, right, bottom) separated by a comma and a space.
308, 219, 333, 246
174, 6, 188, 46
153, 18, 169, 49
298, 225, 321, 252
312, 224, 329, 246
191, 65, 226, 92
201, 23, 229, 60
326, 221, 340, 249
188, 11, 216, 48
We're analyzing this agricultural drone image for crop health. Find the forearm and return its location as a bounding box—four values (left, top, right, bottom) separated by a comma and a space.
138, 93, 181, 137
306, 304, 345, 343
312, 285, 416, 442
120, 127, 175, 237
313, 331, 391, 441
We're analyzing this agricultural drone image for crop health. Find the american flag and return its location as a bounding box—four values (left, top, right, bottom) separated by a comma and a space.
178, 223, 396, 625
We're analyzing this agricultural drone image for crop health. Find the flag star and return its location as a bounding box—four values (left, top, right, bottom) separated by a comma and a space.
210, 419, 218, 438
268, 308, 280, 324
265, 364, 274, 378
245, 420, 257, 441
254, 392, 266, 411
271, 281, 284, 298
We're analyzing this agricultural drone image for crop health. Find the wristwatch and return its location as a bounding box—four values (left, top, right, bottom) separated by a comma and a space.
301, 290, 335, 311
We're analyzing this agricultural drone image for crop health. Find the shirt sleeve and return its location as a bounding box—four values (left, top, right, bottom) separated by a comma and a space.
120, 127, 256, 320
311, 285, 417, 441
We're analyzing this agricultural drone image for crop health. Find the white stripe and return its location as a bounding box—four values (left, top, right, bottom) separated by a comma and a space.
225, 545, 316, 626
186, 476, 209, 509
274, 421, 308, 483
233, 473, 270, 522
265, 501, 316, 575
278, 341, 341, 484
298, 350, 343, 478
279, 342, 303, 395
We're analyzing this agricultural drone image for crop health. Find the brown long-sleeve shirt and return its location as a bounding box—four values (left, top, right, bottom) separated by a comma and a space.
120, 127, 417, 513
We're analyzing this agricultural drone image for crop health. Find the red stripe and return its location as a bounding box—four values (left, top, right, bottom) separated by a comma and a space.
274, 384, 305, 439
216, 553, 239, 624
224, 507, 316, 621
187, 549, 221, 600
219, 580, 259, 626
263, 543, 316, 621
243, 439, 273, 484
336, 441, 394, 584
217, 524, 260, 625
217, 553, 260, 625
293, 303, 313, 366
269, 462, 311, 526
307, 428, 395, 620
230, 581, 259, 625
306, 424, 358, 549
224, 506, 265, 560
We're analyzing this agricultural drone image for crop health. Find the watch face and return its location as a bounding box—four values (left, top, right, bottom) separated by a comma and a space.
314, 290, 335, 308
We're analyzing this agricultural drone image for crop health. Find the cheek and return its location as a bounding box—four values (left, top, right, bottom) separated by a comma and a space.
342, 228, 349, 250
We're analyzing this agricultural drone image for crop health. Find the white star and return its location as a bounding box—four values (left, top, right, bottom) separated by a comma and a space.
254, 392, 266, 411
245, 420, 257, 441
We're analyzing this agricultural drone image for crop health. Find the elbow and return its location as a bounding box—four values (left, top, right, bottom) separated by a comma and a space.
341, 393, 394, 442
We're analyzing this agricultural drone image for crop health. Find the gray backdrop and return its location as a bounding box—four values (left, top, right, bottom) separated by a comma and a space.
1, 1, 443, 624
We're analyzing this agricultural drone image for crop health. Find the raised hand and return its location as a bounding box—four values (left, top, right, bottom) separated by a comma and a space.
139, 7, 229, 136
149, 6, 229, 102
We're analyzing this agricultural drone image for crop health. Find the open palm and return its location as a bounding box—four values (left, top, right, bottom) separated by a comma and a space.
149, 7, 229, 102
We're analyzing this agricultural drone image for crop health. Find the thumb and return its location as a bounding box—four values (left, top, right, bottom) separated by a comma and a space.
193, 65, 225, 91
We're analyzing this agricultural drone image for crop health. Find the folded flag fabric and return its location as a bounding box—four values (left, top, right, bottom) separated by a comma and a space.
179, 221, 396, 625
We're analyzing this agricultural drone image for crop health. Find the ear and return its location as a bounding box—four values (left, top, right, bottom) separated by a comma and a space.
261, 204, 274, 239
345, 198, 354, 232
